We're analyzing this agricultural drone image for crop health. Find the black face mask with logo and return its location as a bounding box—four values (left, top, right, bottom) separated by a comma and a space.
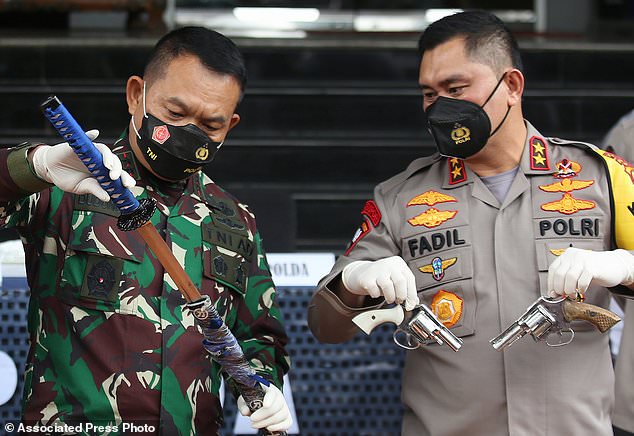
131, 83, 223, 181
425, 73, 510, 159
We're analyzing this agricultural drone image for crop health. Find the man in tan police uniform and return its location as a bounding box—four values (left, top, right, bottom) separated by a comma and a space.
308, 11, 634, 436
603, 111, 634, 436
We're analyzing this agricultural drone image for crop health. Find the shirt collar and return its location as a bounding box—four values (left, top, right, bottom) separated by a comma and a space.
441, 120, 552, 188
442, 157, 475, 189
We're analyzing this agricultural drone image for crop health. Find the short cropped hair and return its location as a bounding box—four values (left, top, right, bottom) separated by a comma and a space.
144, 26, 247, 96
418, 10, 523, 74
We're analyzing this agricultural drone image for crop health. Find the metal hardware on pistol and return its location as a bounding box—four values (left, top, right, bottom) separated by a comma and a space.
353, 303, 463, 352
490, 295, 621, 351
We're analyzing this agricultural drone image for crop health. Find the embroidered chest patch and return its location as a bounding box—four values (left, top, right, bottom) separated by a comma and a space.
539, 178, 594, 193
541, 193, 596, 215
81, 255, 123, 302
408, 208, 458, 228
430, 290, 463, 328
407, 191, 457, 207
418, 256, 457, 281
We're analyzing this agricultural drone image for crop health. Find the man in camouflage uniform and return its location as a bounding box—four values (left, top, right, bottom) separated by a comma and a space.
0, 27, 291, 434
603, 112, 634, 436
308, 11, 634, 436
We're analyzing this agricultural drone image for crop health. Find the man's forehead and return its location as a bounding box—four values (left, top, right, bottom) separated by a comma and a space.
419, 56, 497, 86
419, 62, 482, 86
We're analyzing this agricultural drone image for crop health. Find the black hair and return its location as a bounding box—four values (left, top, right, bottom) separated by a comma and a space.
418, 10, 523, 73
144, 26, 247, 95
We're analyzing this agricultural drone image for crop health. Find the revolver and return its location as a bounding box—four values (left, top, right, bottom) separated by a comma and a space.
352, 303, 463, 351
490, 295, 621, 351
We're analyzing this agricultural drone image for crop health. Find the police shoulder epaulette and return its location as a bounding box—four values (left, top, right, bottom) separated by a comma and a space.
378, 152, 442, 194
547, 137, 617, 183
547, 137, 600, 152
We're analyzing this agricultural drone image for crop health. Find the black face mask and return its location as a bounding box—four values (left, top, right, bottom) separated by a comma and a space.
132, 83, 223, 181
425, 73, 510, 159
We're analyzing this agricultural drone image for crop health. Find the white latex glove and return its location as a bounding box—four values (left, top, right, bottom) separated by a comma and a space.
31, 129, 136, 202
341, 255, 419, 311
548, 247, 634, 298
237, 383, 292, 433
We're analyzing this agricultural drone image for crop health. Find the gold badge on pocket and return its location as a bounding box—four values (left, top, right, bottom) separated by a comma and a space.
431, 290, 463, 328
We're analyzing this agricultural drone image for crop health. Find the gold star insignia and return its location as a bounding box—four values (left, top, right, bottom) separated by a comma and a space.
532, 142, 545, 154
533, 154, 546, 165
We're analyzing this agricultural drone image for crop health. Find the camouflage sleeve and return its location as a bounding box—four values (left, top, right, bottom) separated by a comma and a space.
0, 143, 53, 231
226, 223, 290, 393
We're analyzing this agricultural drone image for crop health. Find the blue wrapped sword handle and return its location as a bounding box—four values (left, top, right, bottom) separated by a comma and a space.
41, 95, 138, 212
41, 96, 155, 231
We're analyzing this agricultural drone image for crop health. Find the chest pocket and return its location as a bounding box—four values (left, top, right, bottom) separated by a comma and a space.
201, 210, 253, 297
403, 225, 475, 338
59, 207, 145, 315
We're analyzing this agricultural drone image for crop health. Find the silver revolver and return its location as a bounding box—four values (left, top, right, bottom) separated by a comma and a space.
490, 295, 621, 351
352, 303, 463, 351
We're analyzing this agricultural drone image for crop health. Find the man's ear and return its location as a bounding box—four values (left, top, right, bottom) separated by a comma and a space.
227, 113, 241, 132
505, 69, 524, 107
126, 76, 144, 116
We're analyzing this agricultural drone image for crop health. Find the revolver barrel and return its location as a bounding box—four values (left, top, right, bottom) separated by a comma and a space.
490, 323, 527, 351
490, 301, 557, 351
436, 326, 464, 352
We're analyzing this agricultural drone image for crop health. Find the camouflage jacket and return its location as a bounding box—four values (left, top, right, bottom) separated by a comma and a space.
0, 136, 290, 435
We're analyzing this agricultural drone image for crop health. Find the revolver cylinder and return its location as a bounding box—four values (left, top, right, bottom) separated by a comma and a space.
405, 304, 463, 352
490, 305, 556, 351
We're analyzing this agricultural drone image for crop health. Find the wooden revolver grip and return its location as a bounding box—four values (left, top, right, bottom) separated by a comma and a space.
562, 300, 622, 333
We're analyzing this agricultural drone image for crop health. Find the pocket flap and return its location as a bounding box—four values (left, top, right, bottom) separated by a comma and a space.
68, 209, 145, 263
203, 245, 249, 296
535, 239, 606, 271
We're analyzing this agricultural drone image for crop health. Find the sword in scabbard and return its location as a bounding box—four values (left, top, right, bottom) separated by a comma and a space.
41, 95, 286, 436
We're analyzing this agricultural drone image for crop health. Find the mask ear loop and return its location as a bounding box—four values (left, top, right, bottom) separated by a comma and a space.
142, 81, 148, 118
481, 72, 507, 108
482, 72, 511, 138
131, 81, 149, 140
490, 104, 511, 138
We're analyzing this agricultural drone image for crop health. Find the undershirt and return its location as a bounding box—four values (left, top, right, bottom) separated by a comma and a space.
480, 166, 519, 204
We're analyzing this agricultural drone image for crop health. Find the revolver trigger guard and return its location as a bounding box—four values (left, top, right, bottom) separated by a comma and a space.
393, 327, 420, 350
545, 327, 575, 347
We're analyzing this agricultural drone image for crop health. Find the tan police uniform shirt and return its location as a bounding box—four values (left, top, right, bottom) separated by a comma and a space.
309, 121, 626, 436
604, 110, 634, 433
